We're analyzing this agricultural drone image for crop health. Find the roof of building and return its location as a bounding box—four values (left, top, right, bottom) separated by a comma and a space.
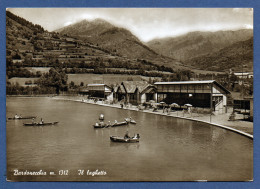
154, 80, 216, 85
234, 72, 253, 75
113, 85, 119, 92
154, 80, 230, 94
142, 85, 157, 94
232, 92, 253, 100
122, 81, 149, 94
87, 84, 105, 87
87, 84, 112, 91
118, 84, 126, 93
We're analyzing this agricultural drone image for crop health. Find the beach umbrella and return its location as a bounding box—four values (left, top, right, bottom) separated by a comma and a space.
184, 103, 192, 107
159, 101, 168, 107
152, 103, 160, 107
170, 103, 179, 107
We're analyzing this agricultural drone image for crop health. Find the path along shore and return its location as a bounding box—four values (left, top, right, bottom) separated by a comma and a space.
52, 95, 253, 139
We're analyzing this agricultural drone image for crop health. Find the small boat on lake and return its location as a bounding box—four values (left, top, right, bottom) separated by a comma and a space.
93, 123, 111, 128
111, 121, 129, 127
110, 134, 140, 143
8, 116, 36, 120
23, 122, 59, 126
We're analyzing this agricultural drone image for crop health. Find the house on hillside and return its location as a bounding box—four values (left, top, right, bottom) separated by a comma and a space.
154, 80, 230, 114
234, 72, 253, 79
12, 59, 24, 64
113, 81, 157, 105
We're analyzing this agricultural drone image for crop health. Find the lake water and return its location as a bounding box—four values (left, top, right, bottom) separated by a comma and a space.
6, 97, 253, 181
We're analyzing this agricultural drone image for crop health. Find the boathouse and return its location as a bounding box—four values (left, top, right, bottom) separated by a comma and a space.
86, 84, 113, 100
154, 80, 230, 114
113, 81, 157, 105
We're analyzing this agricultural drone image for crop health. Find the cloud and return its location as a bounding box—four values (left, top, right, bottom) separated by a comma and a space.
244, 24, 253, 29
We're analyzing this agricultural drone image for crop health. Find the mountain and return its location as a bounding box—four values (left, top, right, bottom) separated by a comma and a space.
146, 30, 253, 62
185, 37, 253, 72
55, 19, 115, 39
6, 11, 183, 80
55, 19, 183, 68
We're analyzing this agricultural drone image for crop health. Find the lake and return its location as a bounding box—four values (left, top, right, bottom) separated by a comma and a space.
6, 97, 253, 181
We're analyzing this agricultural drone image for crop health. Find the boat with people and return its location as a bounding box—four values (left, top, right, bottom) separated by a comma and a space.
111, 121, 129, 127
110, 134, 140, 143
93, 122, 111, 128
23, 122, 59, 126
93, 124, 108, 128
8, 116, 36, 120
99, 114, 104, 120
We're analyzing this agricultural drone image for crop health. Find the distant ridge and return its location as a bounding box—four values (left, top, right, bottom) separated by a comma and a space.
186, 37, 253, 72
147, 29, 253, 62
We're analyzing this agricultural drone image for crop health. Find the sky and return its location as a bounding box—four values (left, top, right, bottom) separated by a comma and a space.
7, 8, 253, 42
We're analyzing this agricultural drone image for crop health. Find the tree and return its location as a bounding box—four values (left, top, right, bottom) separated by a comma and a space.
12, 53, 21, 59
38, 68, 68, 94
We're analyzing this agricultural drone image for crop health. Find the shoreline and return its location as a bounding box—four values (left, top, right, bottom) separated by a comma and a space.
51, 96, 253, 139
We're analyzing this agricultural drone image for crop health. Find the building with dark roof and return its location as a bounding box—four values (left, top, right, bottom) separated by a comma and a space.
154, 80, 230, 114
86, 84, 113, 100
113, 81, 157, 105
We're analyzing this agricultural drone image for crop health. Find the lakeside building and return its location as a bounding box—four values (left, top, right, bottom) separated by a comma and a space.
234, 72, 253, 79
154, 80, 230, 114
113, 81, 157, 105
233, 94, 253, 121
81, 84, 113, 101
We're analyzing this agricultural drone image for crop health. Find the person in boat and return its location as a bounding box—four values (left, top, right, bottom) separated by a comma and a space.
32, 118, 35, 124
14, 114, 19, 119
100, 121, 105, 126
124, 131, 129, 139
39, 118, 44, 124
95, 122, 99, 127
114, 120, 118, 124
108, 121, 111, 126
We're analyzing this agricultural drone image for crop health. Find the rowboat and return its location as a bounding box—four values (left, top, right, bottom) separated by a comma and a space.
111, 121, 129, 127
8, 116, 36, 120
23, 122, 59, 126
110, 135, 140, 143
93, 124, 111, 128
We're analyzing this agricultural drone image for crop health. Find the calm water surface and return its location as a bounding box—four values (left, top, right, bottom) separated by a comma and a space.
6, 97, 253, 181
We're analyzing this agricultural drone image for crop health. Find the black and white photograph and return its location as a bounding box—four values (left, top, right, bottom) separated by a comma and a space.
6, 8, 253, 182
